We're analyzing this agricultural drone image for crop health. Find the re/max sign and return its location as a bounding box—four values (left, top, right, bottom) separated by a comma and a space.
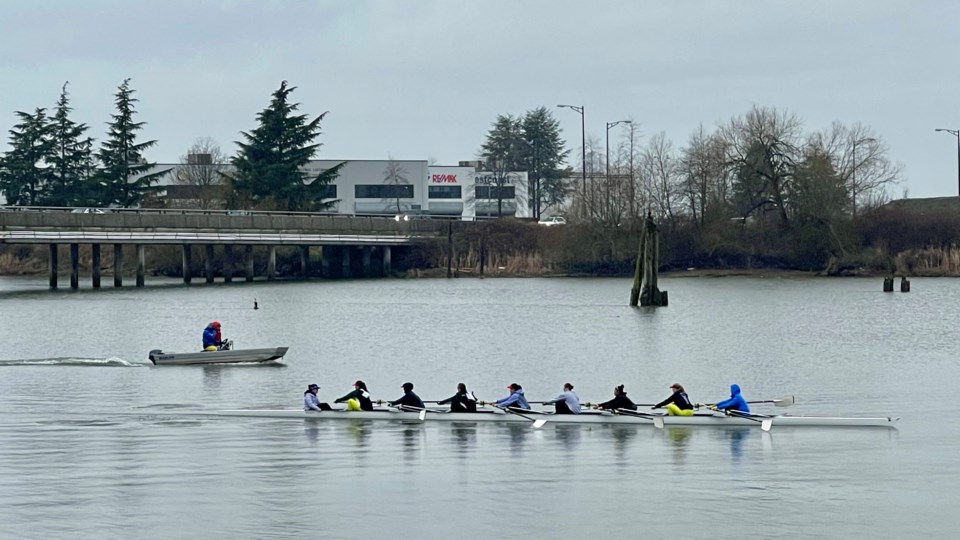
431, 174, 457, 183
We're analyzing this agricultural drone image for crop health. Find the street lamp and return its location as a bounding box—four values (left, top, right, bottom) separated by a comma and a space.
557, 104, 586, 197
851, 136, 876, 220
605, 120, 631, 183
935, 128, 960, 196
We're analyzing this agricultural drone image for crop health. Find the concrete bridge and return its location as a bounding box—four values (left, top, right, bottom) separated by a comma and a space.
0, 207, 449, 289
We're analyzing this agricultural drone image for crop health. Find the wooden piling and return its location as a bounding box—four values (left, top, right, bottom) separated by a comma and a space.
900, 276, 910, 292
630, 213, 668, 307
883, 276, 894, 292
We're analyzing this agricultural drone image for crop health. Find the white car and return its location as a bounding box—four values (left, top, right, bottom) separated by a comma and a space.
538, 216, 567, 226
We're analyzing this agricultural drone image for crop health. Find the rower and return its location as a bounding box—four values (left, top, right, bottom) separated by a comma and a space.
710, 384, 750, 413
334, 380, 374, 411
303, 383, 332, 412
543, 383, 581, 414
437, 383, 478, 412
389, 382, 425, 410
593, 384, 637, 411
652, 383, 694, 416
202, 321, 226, 351
495, 383, 531, 410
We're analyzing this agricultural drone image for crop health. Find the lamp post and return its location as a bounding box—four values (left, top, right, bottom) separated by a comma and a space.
851, 136, 876, 220
605, 120, 631, 222
557, 104, 586, 198
935, 128, 960, 196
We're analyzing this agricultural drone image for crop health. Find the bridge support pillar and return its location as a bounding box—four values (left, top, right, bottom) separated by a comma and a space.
223, 245, 234, 283
205, 245, 215, 283
300, 246, 310, 278
383, 246, 392, 275
267, 246, 276, 281
362, 246, 372, 277
136, 244, 145, 287
319, 246, 328, 278
342, 246, 351, 278
48, 243, 58, 290
70, 243, 79, 290
92, 244, 101, 288
113, 244, 122, 287
245, 245, 254, 282
182, 244, 192, 284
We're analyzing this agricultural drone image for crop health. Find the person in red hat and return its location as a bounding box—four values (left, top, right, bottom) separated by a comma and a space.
495, 383, 531, 410
202, 321, 226, 351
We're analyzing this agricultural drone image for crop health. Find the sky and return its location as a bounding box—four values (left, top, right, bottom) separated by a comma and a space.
1, 0, 958, 198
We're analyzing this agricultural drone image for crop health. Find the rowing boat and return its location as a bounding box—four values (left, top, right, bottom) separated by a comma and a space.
148, 346, 289, 366
214, 407, 899, 428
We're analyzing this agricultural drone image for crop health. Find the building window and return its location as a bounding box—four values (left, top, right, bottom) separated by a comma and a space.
475, 186, 515, 199
428, 186, 462, 199
317, 184, 337, 199
355, 185, 414, 199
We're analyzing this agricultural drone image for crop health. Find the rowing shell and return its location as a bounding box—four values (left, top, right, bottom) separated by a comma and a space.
215, 408, 900, 428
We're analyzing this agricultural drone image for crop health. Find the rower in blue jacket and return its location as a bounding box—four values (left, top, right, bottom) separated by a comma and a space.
495, 383, 530, 410
710, 384, 750, 413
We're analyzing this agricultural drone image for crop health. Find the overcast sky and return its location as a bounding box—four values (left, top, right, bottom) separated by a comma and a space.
1, 0, 958, 198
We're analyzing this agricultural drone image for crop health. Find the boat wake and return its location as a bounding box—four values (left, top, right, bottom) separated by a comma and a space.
0, 356, 141, 367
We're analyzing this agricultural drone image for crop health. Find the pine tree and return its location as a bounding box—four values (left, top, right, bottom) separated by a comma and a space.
479, 114, 524, 216
97, 78, 165, 207
521, 107, 570, 219
47, 82, 95, 206
0, 108, 55, 206
231, 81, 343, 211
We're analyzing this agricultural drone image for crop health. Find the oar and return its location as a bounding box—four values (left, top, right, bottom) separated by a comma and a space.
377, 401, 430, 421
724, 409, 773, 432
486, 403, 547, 428
695, 396, 795, 409
613, 408, 665, 429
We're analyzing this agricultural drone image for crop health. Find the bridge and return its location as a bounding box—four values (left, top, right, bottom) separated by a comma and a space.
0, 207, 449, 289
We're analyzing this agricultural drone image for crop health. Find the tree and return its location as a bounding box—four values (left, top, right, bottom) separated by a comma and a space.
679, 125, 731, 229
97, 78, 166, 207
640, 132, 680, 223
175, 137, 228, 209
479, 114, 525, 216
0, 108, 54, 206
520, 107, 570, 219
382, 156, 410, 214
231, 81, 344, 211
47, 82, 95, 207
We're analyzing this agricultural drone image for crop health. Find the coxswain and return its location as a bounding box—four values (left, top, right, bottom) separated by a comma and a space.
303, 383, 331, 412
389, 382, 425, 410
710, 384, 750, 413
495, 383, 531, 410
544, 382, 581, 414
652, 383, 694, 416
594, 384, 637, 411
334, 380, 374, 411
437, 383, 478, 412
202, 321, 225, 351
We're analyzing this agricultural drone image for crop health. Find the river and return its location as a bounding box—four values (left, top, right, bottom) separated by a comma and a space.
0, 275, 954, 539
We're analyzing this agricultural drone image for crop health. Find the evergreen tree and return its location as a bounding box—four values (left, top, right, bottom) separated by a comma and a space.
47, 82, 95, 206
0, 108, 55, 206
231, 81, 343, 211
521, 107, 570, 219
97, 78, 165, 207
479, 114, 525, 216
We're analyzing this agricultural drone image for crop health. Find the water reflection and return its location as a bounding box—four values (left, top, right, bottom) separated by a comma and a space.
449, 423, 478, 456
554, 425, 582, 453
664, 427, 692, 464
344, 420, 373, 450
202, 366, 222, 392
506, 424, 530, 455
402, 425, 420, 462
720, 428, 751, 463
609, 426, 640, 465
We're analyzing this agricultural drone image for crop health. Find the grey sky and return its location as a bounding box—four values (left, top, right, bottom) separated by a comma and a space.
1, 0, 958, 198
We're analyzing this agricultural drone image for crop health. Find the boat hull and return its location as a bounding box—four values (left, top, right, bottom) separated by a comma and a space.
149, 347, 289, 366
215, 408, 899, 428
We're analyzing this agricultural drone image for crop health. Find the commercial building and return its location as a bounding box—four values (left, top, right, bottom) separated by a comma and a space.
148, 159, 530, 219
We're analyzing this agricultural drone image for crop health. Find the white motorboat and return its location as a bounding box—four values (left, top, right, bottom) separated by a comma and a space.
148, 346, 289, 366
213, 407, 899, 428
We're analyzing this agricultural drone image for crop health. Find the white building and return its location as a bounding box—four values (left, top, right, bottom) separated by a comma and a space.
148, 159, 530, 219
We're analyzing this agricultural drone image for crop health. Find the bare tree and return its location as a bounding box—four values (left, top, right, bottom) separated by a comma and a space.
175, 137, 228, 209
679, 125, 731, 228
382, 156, 410, 214
640, 132, 680, 222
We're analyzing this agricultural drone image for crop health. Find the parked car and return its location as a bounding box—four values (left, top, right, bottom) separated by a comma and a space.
70, 207, 107, 214
538, 216, 567, 226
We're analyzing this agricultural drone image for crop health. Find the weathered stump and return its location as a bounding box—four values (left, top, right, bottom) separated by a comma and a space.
630, 213, 667, 307
883, 276, 894, 292
900, 276, 910, 292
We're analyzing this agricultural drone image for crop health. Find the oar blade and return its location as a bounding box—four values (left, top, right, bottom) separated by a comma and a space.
653, 416, 664, 429
761, 419, 773, 432
418, 409, 427, 421
773, 396, 796, 407
533, 419, 548, 429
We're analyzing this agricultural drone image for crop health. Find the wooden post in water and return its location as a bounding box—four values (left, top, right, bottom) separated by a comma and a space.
630, 212, 668, 307
900, 276, 910, 292
447, 221, 453, 279
91, 244, 101, 288
883, 276, 894, 292
48, 243, 58, 290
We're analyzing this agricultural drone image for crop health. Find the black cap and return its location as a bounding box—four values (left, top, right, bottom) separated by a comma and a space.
402, 382, 414, 391
308, 383, 319, 390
